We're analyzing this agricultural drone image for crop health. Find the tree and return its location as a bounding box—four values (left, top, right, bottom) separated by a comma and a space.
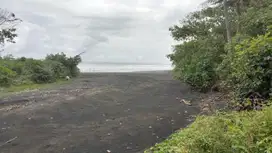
45, 52, 82, 77
223, 0, 232, 42
206, 0, 246, 42
169, 0, 272, 102
168, 6, 228, 90
0, 8, 22, 51
206, 0, 270, 36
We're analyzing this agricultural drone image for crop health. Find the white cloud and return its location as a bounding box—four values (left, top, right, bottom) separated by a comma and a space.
1, 0, 205, 71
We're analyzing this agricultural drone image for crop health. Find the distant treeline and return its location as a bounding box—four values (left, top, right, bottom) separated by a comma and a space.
0, 53, 82, 87
0, 9, 82, 87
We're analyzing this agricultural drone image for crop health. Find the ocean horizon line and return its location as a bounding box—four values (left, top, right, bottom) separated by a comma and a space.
78, 63, 173, 72
80, 61, 171, 66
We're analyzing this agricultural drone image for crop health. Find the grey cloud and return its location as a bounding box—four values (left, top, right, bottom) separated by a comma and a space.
2, 0, 205, 70
20, 13, 56, 27
78, 14, 139, 51
86, 17, 133, 31
81, 14, 136, 35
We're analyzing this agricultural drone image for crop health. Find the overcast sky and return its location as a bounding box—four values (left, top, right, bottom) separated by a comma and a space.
2, 0, 204, 66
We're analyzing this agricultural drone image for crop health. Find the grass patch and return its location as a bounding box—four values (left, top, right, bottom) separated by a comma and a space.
145, 105, 272, 153
0, 79, 71, 97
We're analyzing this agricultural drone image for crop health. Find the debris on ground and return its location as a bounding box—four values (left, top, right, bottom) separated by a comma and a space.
180, 99, 192, 106
0, 136, 18, 147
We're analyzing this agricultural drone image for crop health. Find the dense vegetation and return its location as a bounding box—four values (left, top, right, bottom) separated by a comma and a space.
147, 0, 272, 152
168, 0, 272, 104
0, 9, 81, 88
0, 53, 81, 87
146, 104, 272, 153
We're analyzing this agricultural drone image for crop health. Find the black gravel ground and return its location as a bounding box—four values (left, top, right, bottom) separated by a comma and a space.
0, 72, 204, 153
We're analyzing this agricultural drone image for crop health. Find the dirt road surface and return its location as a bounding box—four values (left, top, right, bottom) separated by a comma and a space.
0, 72, 204, 153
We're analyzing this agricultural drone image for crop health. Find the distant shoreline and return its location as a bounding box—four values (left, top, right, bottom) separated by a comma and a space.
78, 63, 173, 73
80, 70, 172, 74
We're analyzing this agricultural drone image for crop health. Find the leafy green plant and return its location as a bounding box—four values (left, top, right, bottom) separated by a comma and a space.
30, 64, 55, 84
43, 60, 69, 79
168, 6, 227, 91
0, 64, 16, 87
218, 30, 272, 100
0, 52, 82, 87
146, 104, 272, 153
169, 37, 224, 90
45, 52, 82, 77
168, 0, 272, 99
240, 1, 272, 37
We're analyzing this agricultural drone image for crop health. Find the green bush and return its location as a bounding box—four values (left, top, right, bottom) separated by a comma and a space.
146, 105, 272, 153
240, 2, 272, 37
30, 64, 55, 84
0, 65, 16, 87
168, 0, 272, 102
45, 53, 81, 77
43, 60, 69, 79
218, 30, 272, 99
169, 37, 224, 91
167, 5, 229, 91
0, 52, 82, 87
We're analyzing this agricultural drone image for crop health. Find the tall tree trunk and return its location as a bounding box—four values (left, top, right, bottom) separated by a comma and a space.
240, 0, 244, 8
236, 0, 241, 33
223, 0, 232, 43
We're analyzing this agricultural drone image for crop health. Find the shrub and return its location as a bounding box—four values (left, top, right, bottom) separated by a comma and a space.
45, 53, 81, 77
30, 64, 55, 84
0, 65, 16, 87
169, 36, 224, 91
218, 30, 272, 99
240, 2, 272, 37
43, 60, 69, 79
0, 52, 82, 87
146, 105, 272, 153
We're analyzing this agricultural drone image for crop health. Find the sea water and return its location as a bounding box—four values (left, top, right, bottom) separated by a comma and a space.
78, 63, 173, 72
